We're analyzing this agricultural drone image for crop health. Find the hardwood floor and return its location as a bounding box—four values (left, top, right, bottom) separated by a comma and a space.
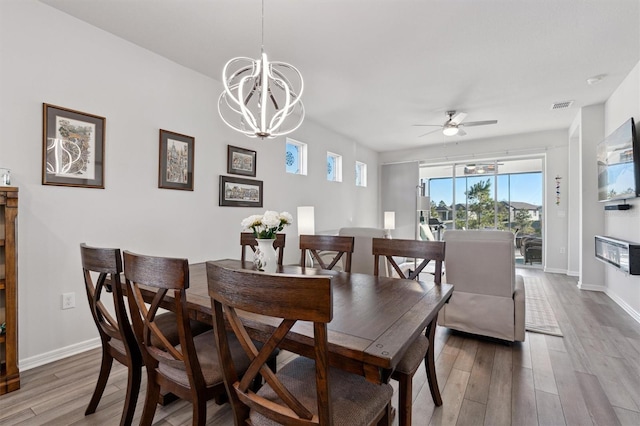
1, 269, 639, 425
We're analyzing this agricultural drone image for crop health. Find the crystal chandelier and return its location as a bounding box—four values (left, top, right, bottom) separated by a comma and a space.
218, 1, 304, 139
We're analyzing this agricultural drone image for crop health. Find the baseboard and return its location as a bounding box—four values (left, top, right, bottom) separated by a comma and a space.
577, 282, 606, 292
19, 337, 101, 371
605, 290, 640, 325
544, 267, 567, 274
566, 270, 579, 277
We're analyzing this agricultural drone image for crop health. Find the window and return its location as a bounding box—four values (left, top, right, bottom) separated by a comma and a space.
355, 161, 367, 187
285, 138, 307, 175
327, 152, 342, 182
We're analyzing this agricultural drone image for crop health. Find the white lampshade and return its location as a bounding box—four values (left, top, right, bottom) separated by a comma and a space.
384, 211, 396, 230
297, 206, 315, 235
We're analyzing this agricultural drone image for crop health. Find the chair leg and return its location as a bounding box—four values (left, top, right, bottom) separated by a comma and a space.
85, 348, 114, 415
120, 363, 142, 426
397, 372, 412, 426
424, 318, 442, 406
139, 373, 161, 426
193, 397, 207, 426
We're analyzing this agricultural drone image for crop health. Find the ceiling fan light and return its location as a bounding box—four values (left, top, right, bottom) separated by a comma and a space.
442, 126, 459, 136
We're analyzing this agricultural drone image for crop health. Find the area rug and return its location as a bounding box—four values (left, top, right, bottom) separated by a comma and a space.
524, 276, 563, 337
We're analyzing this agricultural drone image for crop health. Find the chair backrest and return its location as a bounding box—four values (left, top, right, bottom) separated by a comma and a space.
240, 232, 286, 265
338, 227, 388, 275
372, 238, 445, 282
80, 243, 139, 361
206, 262, 333, 425
123, 251, 204, 389
299, 234, 355, 272
443, 230, 515, 297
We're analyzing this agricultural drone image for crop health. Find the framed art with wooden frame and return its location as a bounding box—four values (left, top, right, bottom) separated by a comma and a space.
42, 103, 106, 188
158, 129, 195, 191
219, 175, 263, 207
227, 145, 257, 177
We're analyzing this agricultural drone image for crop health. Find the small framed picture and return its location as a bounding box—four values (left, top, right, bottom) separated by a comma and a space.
227, 145, 257, 177
42, 103, 106, 188
219, 175, 263, 207
158, 129, 194, 191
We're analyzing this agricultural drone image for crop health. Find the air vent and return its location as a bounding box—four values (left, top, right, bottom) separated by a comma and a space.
551, 100, 574, 110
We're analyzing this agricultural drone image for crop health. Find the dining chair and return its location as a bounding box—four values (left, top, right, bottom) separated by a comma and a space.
299, 234, 355, 272
124, 251, 254, 426
81, 243, 141, 426
240, 232, 286, 265
372, 237, 446, 426
206, 262, 393, 426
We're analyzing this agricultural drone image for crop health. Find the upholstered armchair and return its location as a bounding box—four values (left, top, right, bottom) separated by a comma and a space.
438, 230, 526, 342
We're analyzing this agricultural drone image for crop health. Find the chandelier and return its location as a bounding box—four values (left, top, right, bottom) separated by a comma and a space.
218, 1, 304, 139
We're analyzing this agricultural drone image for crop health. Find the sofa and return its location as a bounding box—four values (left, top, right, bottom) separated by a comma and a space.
438, 230, 526, 342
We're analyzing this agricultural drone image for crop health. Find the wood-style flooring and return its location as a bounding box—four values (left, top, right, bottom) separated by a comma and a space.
1, 269, 639, 425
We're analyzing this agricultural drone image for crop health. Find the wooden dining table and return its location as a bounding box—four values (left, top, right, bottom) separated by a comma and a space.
154, 259, 453, 395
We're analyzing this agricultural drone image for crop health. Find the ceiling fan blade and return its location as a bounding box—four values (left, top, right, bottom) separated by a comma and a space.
412, 124, 443, 127
461, 120, 498, 127
457, 128, 467, 136
418, 128, 443, 137
450, 112, 467, 125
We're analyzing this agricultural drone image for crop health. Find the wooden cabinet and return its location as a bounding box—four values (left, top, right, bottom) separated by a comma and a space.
0, 186, 19, 395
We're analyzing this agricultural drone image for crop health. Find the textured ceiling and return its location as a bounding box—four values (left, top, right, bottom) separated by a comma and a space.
40, 0, 640, 152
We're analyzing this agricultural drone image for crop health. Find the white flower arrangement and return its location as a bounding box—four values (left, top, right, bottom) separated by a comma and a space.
241, 210, 293, 239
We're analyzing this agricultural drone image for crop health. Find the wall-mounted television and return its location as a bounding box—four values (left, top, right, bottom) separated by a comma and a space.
597, 117, 639, 202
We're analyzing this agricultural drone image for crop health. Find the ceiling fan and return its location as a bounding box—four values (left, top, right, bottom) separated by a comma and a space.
414, 110, 498, 137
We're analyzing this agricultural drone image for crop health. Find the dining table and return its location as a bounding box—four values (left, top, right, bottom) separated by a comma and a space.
142, 259, 453, 401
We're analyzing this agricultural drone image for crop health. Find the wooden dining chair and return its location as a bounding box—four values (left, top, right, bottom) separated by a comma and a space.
372, 238, 446, 426
124, 251, 254, 426
240, 232, 286, 266
207, 262, 393, 426
81, 244, 141, 426
299, 234, 355, 272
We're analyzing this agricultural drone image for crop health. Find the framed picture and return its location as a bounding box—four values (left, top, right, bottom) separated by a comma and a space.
219, 175, 263, 207
227, 145, 257, 177
158, 129, 195, 191
42, 103, 106, 188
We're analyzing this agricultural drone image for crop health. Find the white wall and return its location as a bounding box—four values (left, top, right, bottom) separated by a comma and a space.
380, 162, 419, 240
0, 0, 379, 367
573, 104, 606, 289
602, 62, 640, 320
380, 129, 570, 273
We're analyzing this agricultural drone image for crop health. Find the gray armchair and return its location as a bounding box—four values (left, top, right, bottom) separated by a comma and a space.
438, 230, 526, 342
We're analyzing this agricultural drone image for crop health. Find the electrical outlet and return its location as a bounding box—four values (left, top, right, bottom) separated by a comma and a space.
62, 292, 75, 310
559, 247, 566, 254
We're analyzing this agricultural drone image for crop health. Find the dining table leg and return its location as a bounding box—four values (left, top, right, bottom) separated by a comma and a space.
425, 316, 443, 406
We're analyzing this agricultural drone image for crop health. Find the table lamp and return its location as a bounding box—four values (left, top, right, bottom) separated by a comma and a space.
297, 206, 315, 267
384, 211, 395, 239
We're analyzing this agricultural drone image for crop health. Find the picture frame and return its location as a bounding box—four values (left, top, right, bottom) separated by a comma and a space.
219, 175, 263, 207
42, 103, 106, 188
227, 145, 257, 177
158, 129, 195, 191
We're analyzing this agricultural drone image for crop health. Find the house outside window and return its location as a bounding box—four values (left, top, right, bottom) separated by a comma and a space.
285, 138, 307, 175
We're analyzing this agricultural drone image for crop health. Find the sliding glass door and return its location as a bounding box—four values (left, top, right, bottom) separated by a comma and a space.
422, 157, 543, 266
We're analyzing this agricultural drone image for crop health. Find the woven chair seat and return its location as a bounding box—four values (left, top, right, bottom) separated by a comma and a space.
158, 330, 251, 388
395, 334, 428, 375
251, 357, 393, 426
